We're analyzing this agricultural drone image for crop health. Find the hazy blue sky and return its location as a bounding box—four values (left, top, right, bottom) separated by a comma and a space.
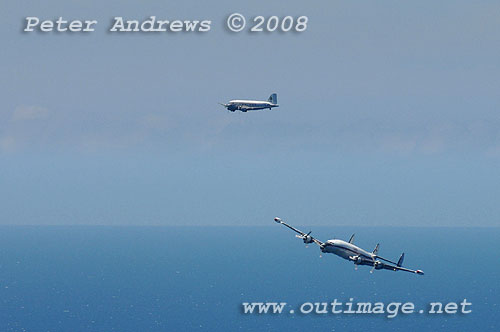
1, 1, 500, 226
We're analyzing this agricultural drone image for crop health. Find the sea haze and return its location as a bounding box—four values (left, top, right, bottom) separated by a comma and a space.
0, 226, 498, 331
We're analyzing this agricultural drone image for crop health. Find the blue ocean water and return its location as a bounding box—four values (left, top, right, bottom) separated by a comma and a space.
0, 226, 498, 331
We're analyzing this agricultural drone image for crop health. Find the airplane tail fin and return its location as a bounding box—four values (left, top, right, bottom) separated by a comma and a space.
397, 253, 405, 267
268, 93, 277, 105
348, 233, 355, 244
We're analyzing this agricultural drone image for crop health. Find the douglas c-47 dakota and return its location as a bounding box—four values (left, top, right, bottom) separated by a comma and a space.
220, 93, 279, 112
274, 217, 424, 275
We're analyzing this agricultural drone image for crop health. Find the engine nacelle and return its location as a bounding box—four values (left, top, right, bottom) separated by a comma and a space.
350, 256, 364, 264
303, 235, 314, 244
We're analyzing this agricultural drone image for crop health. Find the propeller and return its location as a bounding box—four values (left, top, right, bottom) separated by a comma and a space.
295, 231, 313, 247
319, 243, 326, 258
218, 103, 233, 113
350, 256, 363, 270
370, 261, 383, 274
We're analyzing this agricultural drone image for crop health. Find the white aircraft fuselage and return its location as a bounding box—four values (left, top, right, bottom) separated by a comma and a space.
221, 93, 279, 112
227, 100, 278, 112
323, 239, 374, 261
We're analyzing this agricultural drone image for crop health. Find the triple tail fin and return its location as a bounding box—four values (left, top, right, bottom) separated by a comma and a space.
397, 253, 405, 267
348, 234, 355, 244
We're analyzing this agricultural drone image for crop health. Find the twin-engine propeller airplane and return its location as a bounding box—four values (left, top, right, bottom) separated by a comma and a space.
274, 217, 424, 275
219, 93, 279, 112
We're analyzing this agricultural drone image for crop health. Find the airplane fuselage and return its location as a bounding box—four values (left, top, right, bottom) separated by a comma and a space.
226, 100, 279, 112
322, 239, 374, 261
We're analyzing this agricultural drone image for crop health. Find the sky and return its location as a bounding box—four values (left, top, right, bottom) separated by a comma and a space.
1, 1, 500, 226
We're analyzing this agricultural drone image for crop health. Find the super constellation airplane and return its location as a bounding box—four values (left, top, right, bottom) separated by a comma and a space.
219, 93, 278, 112
274, 217, 424, 275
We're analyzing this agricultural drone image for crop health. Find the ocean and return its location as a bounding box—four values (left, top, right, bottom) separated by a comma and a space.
0, 226, 498, 331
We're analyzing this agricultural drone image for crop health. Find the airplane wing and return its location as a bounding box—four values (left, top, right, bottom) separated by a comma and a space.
274, 217, 324, 247
380, 264, 425, 275
353, 256, 424, 275
374, 255, 399, 265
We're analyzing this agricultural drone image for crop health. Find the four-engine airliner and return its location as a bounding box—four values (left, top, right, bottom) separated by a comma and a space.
274, 217, 424, 275
219, 93, 279, 112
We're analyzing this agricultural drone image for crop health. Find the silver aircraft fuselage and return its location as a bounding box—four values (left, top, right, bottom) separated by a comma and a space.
221, 93, 279, 112
322, 239, 374, 261
226, 100, 278, 112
